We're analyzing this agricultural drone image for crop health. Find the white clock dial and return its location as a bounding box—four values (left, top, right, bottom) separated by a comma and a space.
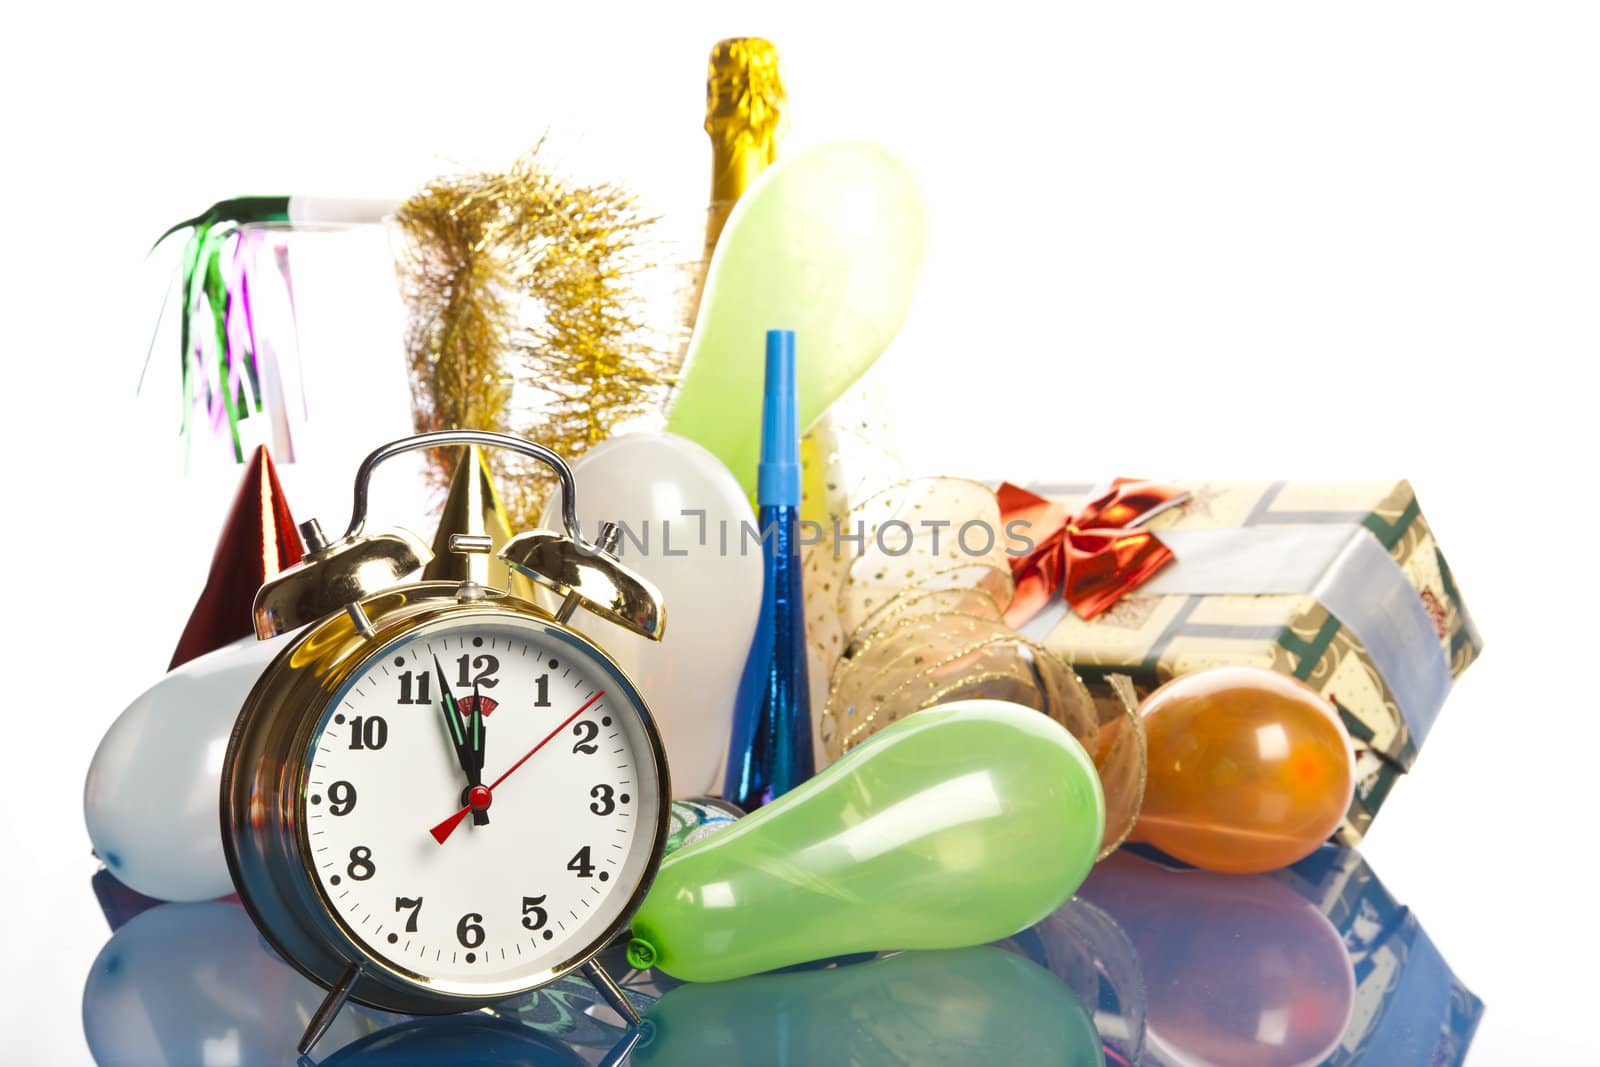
301, 614, 662, 996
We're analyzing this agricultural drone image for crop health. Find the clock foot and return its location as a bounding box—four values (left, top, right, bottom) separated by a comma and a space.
298, 961, 362, 1055
582, 959, 640, 1026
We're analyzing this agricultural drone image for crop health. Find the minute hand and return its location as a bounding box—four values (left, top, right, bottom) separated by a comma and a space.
470, 680, 486, 777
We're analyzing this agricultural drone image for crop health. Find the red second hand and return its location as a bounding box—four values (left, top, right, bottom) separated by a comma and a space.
429, 691, 605, 844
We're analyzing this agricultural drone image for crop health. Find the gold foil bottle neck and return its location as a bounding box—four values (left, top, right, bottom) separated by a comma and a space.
706, 37, 786, 138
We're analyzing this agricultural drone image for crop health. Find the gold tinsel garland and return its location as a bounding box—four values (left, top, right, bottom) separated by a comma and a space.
395, 145, 671, 527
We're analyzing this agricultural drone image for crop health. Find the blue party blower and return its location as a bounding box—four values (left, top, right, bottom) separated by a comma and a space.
724, 329, 815, 810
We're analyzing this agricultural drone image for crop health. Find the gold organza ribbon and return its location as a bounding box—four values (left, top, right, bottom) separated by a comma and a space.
803, 477, 1146, 856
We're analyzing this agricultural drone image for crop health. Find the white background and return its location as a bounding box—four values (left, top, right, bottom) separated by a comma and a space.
3, 2, 1597, 1063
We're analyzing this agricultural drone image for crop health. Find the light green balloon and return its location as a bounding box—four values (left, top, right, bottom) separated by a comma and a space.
633, 947, 1104, 1067
627, 700, 1105, 983
664, 140, 928, 494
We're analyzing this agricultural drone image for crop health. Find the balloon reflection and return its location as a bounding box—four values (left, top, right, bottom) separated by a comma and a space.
1079, 851, 1355, 1067
1273, 847, 1483, 1065
632, 946, 1103, 1067
82, 900, 398, 1066
993, 895, 1147, 1065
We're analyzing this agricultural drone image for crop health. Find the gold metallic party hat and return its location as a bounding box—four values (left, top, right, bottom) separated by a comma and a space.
422, 446, 537, 600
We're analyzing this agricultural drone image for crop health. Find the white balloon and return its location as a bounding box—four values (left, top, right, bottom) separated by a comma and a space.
540, 433, 762, 798
84, 634, 289, 902
82, 900, 395, 1065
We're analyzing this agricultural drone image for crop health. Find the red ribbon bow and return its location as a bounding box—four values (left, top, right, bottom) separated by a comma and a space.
997, 479, 1188, 626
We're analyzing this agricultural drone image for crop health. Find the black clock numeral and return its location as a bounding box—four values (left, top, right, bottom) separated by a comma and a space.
347, 846, 376, 881
456, 912, 486, 949
395, 896, 423, 932
589, 784, 616, 816
571, 720, 599, 755
455, 654, 500, 689
328, 781, 357, 816
348, 715, 388, 750
567, 845, 596, 878
534, 674, 551, 707
521, 895, 549, 931
396, 671, 432, 706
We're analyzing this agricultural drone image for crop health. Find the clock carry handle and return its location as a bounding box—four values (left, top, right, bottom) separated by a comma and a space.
336, 429, 589, 549
256, 427, 665, 643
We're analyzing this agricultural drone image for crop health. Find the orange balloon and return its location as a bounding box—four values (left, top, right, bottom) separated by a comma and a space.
1131, 667, 1354, 874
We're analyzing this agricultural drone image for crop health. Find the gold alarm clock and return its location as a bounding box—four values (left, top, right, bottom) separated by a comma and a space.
221, 430, 671, 1053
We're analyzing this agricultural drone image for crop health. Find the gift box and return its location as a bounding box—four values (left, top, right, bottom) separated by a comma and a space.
1274, 846, 1484, 1065
1015, 480, 1482, 842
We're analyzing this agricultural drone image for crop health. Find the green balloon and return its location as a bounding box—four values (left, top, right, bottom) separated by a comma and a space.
664, 141, 928, 494
627, 700, 1105, 982
633, 947, 1104, 1067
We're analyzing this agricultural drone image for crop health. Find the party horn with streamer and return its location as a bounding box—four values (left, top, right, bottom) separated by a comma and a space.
147, 195, 397, 460
631, 699, 1104, 982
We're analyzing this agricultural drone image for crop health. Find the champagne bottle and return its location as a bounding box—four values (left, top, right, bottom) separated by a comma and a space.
688, 41, 828, 798
680, 37, 787, 344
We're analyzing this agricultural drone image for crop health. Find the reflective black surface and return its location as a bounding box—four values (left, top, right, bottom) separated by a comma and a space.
80, 846, 1480, 1065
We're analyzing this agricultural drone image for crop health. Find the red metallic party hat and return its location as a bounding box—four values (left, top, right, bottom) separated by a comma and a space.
169, 446, 304, 668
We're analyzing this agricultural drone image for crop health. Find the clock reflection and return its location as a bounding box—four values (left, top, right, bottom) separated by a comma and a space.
80, 895, 649, 1066
81, 842, 1477, 1066
318, 1016, 588, 1066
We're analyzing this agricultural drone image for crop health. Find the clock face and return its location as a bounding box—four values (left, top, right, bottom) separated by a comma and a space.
300, 613, 664, 997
